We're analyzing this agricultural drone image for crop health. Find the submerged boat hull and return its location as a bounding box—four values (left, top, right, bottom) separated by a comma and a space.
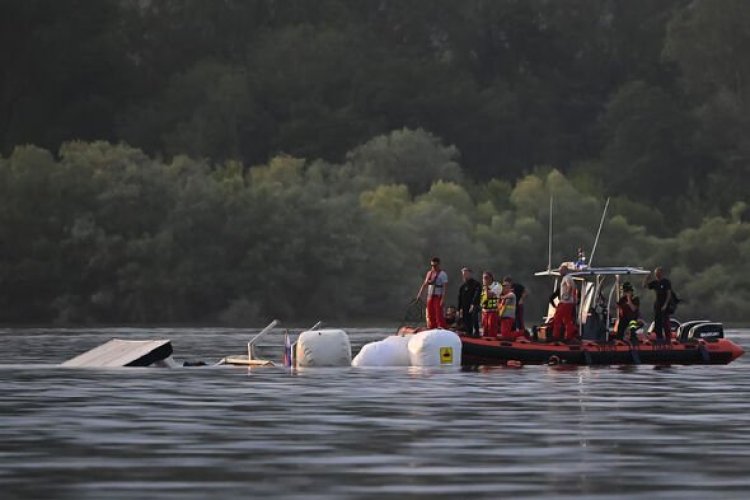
460, 336, 744, 366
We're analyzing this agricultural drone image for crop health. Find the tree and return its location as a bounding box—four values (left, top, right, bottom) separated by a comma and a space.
664, 0, 750, 210
346, 128, 462, 194
0, 0, 130, 154
119, 61, 257, 162
601, 81, 697, 211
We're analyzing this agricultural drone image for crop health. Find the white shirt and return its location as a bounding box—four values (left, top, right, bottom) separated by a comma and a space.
560, 275, 576, 303
425, 270, 448, 296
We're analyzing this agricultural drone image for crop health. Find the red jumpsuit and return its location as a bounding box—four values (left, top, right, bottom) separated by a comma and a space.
499, 317, 515, 339
498, 291, 517, 340
552, 302, 577, 340
426, 295, 446, 329
423, 269, 447, 329
552, 275, 577, 340
482, 310, 498, 338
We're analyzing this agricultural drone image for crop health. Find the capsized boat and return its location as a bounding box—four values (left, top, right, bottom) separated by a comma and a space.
61, 339, 177, 367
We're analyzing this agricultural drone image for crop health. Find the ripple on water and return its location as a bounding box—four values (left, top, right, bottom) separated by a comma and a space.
1, 327, 749, 499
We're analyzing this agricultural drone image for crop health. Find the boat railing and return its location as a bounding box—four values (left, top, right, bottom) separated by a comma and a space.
247, 319, 281, 361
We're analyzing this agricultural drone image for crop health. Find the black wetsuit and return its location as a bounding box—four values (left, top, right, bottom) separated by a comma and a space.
648, 278, 672, 340
512, 283, 526, 331
458, 278, 481, 336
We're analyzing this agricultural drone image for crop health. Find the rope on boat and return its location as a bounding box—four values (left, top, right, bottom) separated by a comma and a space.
402, 298, 425, 324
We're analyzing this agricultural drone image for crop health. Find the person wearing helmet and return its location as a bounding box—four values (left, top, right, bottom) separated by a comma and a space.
615, 281, 640, 341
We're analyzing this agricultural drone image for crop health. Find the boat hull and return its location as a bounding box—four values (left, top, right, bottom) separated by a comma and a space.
460, 336, 744, 366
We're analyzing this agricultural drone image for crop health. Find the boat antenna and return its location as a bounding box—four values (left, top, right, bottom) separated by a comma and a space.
588, 197, 610, 267
547, 194, 553, 272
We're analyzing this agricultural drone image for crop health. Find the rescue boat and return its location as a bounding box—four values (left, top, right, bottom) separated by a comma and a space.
399, 322, 744, 366
400, 265, 745, 366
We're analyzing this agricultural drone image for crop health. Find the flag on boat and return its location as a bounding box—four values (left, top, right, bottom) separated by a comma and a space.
282, 331, 292, 367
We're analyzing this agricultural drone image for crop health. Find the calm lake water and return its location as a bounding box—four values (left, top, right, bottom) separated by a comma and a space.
1, 326, 749, 499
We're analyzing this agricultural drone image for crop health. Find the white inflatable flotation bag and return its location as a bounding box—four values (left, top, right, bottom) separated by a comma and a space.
295, 329, 352, 367
407, 329, 462, 367
352, 335, 410, 367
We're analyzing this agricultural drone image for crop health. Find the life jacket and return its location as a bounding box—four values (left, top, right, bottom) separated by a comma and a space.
426, 270, 447, 296
499, 292, 516, 318
481, 285, 499, 311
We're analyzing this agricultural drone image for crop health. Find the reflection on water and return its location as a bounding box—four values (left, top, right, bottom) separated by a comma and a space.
1, 327, 749, 499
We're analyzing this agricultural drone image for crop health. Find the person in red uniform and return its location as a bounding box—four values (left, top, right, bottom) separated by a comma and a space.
480, 272, 500, 338
416, 257, 448, 329
498, 280, 517, 340
551, 265, 577, 341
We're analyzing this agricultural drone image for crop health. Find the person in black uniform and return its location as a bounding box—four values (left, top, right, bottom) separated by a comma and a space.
458, 267, 482, 337
643, 267, 673, 343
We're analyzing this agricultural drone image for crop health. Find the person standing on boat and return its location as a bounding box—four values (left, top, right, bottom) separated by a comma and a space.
498, 280, 517, 340
416, 257, 449, 329
480, 272, 500, 337
503, 275, 527, 332
458, 267, 482, 336
615, 282, 640, 340
643, 267, 672, 342
551, 265, 577, 341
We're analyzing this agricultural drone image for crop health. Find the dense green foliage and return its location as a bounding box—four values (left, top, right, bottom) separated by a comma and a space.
2, 134, 749, 324
1, 1, 749, 323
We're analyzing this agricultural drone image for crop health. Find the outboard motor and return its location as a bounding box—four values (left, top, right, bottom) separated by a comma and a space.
677, 320, 711, 342
689, 322, 724, 342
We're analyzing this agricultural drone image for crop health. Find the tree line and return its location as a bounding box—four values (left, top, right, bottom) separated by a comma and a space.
2, 132, 748, 324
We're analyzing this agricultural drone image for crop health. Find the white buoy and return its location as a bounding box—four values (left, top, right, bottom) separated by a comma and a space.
407, 329, 462, 367
352, 335, 411, 367
296, 329, 352, 367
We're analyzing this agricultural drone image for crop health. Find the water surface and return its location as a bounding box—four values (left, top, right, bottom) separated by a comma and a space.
1, 327, 749, 499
